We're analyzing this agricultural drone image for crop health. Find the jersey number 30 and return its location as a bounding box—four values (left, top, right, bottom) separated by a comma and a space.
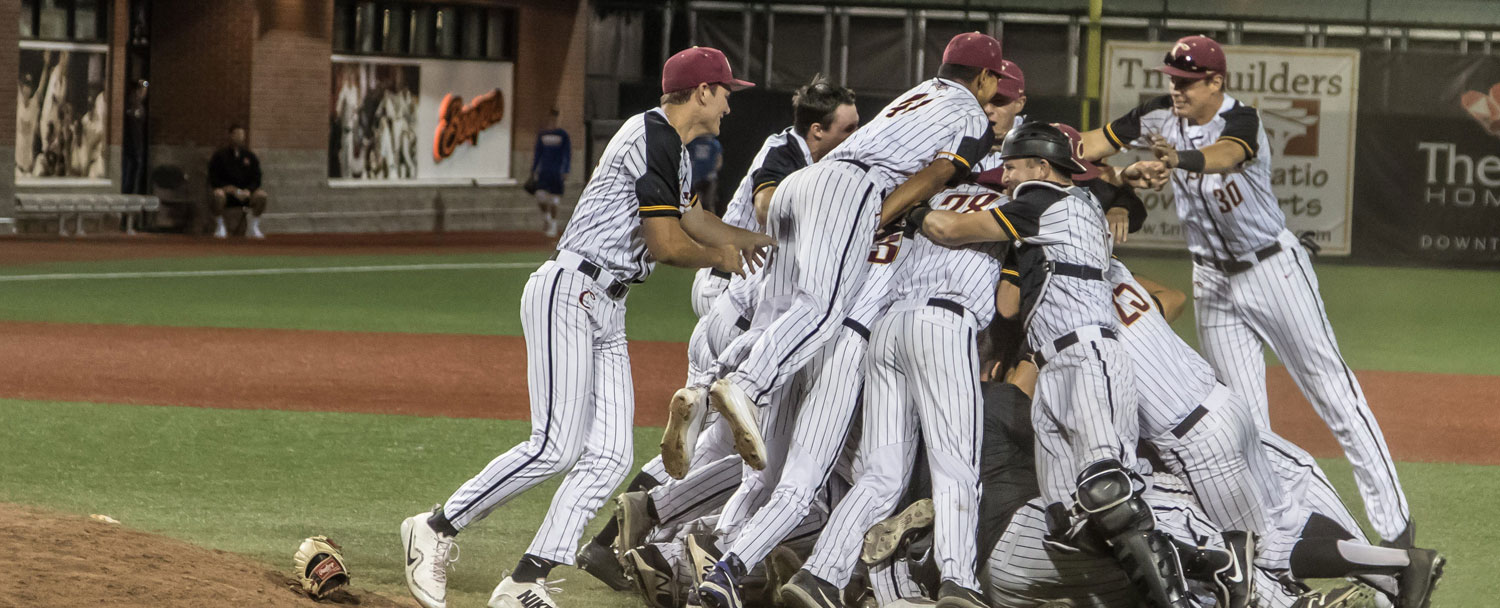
1213, 181, 1245, 213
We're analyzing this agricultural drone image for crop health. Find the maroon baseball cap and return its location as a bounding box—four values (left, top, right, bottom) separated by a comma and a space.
1050, 123, 1102, 182
994, 59, 1026, 103
662, 47, 756, 94
942, 32, 1006, 76
1155, 35, 1226, 80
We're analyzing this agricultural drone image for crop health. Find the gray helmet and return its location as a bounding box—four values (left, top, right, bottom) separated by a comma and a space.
999, 121, 1086, 175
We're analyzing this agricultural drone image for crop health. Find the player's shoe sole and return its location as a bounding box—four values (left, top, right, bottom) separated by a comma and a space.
622, 546, 680, 608
862, 498, 934, 564
709, 378, 766, 470
613, 491, 656, 555
662, 386, 708, 479
686, 532, 723, 588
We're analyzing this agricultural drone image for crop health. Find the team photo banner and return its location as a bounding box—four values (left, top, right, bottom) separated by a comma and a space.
1101, 42, 1360, 255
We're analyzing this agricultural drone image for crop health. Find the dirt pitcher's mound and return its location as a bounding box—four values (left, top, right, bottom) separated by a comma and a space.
0, 503, 407, 607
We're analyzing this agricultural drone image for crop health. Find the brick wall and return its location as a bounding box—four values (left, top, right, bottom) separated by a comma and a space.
248, 0, 331, 150
150, 0, 255, 147
511, 0, 588, 181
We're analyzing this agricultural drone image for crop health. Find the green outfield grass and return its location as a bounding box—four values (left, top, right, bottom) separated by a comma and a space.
0, 252, 1494, 374
2, 398, 1496, 607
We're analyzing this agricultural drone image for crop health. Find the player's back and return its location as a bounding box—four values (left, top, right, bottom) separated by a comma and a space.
894, 182, 1008, 320
824, 78, 987, 186
998, 181, 1116, 349
1105, 259, 1218, 438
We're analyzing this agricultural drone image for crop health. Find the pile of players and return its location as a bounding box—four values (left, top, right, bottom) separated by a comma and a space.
579, 34, 1445, 608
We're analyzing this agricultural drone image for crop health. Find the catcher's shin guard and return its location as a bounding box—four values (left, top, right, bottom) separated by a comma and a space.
1111, 530, 1195, 608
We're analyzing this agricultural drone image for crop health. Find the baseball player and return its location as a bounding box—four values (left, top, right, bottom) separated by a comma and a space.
775, 85, 1025, 608
530, 108, 570, 237
693, 32, 1001, 491
903, 122, 1198, 608
687, 77, 860, 318
398, 47, 774, 608
1079, 35, 1415, 548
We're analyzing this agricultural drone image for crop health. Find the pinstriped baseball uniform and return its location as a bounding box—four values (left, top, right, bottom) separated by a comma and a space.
1106, 94, 1411, 543
714, 77, 990, 408
690, 128, 812, 317
803, 184, 1007, 591
1104, 258, 1291, 546
994, 181, 1138, 506
438, 108, 689, 564
716, 227, 905, 572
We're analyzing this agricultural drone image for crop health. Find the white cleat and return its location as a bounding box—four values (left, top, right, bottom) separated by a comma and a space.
661, 386, 709, 479
402, 510, 459, 608
213, 223, 228, 239
489, 575, 564, 608
709, 378, 765, 470
248, 224, 266, 239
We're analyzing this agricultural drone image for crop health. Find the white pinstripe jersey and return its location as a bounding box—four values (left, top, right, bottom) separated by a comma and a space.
846, 227, 904, 330
992, 181, 1115, 351
1105, 94, 1282, 259
558, 108, 691, 283
720, 127, 813, 233
1105, 258, 1219, 439
895, 181, 1009, 322
824, 78, 990, 191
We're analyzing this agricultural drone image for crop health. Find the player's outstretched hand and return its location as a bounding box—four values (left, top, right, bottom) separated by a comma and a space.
737, 232, 776, 273
1149, 135, 1180, 169
1122, 160, 1169, 191
714, 243, 748, 277
1106, 207, 1130, 244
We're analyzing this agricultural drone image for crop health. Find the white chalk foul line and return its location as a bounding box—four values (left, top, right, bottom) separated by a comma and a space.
0, 262, 540, 282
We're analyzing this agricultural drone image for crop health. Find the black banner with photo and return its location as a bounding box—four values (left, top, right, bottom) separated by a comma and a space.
1353, 51, 1500, 266
16, 46, 109, 179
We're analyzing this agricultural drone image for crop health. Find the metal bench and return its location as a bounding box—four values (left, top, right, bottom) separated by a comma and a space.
14, 193, 162, 236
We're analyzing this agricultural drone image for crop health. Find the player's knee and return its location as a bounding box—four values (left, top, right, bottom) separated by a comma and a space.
1076, 459, 1152, 536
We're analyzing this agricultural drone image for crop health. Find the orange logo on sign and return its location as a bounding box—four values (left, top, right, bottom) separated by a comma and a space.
433, 89, 506, 162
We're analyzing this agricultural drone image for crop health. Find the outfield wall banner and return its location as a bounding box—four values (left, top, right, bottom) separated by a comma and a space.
1352, 52, 1500, 266
1101, 42, 1359, 255
17, 43, 110, 181
330, 56, 513, 184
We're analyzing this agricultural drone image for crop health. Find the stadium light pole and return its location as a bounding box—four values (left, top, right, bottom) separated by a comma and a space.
1082, 0, 1103, 130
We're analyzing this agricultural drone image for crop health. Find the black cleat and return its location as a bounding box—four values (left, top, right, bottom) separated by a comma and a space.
779, 569, 843, 608
576, 540, 632, 591
935, 580, 990, 608
622, 545, 680, 608
1397, 548, 1445, 608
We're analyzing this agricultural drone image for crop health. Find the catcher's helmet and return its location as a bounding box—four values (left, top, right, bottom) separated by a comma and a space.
1000, 122, 1086, 175
1156, 35, 1226, 80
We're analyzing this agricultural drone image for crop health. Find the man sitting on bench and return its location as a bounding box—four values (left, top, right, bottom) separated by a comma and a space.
209, 123, 269, 239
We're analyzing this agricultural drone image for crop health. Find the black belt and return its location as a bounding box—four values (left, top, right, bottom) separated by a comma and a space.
842, 318, 871, 340
1044, 261, 1104, 281
836, 158, 871, 172
927, 297, 964, 316
1170, 405, 1210, 439
1192, 242, 1282, 274
709, 269, 733, 280
735, 315, 751, 331
548, 251, 630, 299
1031, 327, 1117, 368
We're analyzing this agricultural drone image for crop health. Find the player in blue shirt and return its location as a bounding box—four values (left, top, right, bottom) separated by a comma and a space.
532, 108, 571, 237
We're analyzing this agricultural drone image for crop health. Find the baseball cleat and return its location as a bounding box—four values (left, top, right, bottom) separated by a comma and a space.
1397, 548, 1445, 608
623, 545, 680, 608
662, 385, 710, 479
935, 581, 989, 608
709, 378, 767, 470
761, 545, 804, 607
1292, 583, 1367, 607
401, 509, 459, 608
575, 540, 632, 592
779, 569, 843, 608
488, 575, 562, 608
699, 556, 748, 608
687, 532, 725, 587
613, 491, 657, 555
862, 498, 935, 564
1213, 531, 1255, 608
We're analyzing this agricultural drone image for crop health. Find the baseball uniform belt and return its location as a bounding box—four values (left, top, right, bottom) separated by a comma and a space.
550, 250, 630, 300
1030, 326, 1117, 368
1191, 242, 1282, 274
735, 315, 752, 331
1169, 383, 1234, 438
709, 269, 733, 280
1043, 260, 1104, 281
841, 317, 871, 340
926, 297, 964, 316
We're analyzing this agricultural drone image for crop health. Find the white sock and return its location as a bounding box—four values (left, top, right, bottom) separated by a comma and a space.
216, 217, 226, 229
249, 216, 261, 231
